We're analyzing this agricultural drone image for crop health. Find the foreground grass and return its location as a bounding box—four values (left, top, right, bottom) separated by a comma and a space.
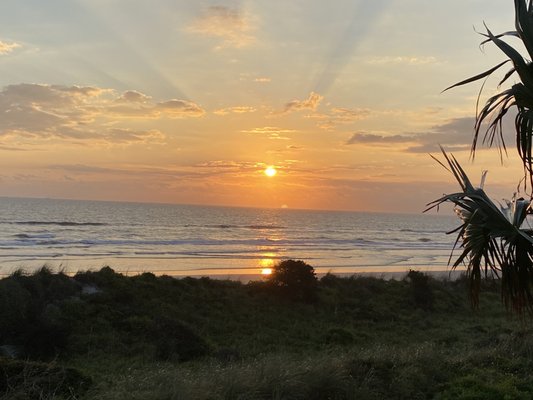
1, 267, 532, 399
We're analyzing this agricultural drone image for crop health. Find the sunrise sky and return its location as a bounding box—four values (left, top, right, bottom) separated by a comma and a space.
0, 0, 525, 213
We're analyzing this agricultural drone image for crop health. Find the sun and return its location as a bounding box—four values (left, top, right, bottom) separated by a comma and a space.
261, 268, 273, 275
264, 166, 277, 177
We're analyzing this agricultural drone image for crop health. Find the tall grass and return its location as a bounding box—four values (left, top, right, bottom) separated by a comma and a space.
0, 267, 528, 399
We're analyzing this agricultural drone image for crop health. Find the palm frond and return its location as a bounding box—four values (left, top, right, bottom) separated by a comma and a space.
427, 149, 533, 312
442, 60, 510, 92
446, 1, 533, 190
515, 0, 533, 59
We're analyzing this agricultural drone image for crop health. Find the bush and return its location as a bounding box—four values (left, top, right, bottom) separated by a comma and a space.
323, 327, 354, 345
0, 269, 79, 360
150, 316, 210, 361
406, 270, 434, 310
0, 357, 91, 399
268, 259, 318, 302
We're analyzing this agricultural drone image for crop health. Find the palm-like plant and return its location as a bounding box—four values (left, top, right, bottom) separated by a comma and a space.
427, 149, 533, 312
445, 0, 533, 188
434, 0, 533, 312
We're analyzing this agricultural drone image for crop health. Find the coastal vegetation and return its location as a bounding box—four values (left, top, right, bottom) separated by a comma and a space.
432, 0, 533, 313
1, 265, 532, 399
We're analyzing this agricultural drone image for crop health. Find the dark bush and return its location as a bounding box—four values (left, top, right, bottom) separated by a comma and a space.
150, 316, 210, 361
0, 357, 91, 399
406, 269, 434, 310
0, 279, 31, 343
323, 327, 354, 345
0, 269, 80, 360
24, 304, 72, 359
268, 259, 318, 302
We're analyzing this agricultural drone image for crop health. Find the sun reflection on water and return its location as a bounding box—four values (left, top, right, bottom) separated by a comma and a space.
258, 253, 276, 276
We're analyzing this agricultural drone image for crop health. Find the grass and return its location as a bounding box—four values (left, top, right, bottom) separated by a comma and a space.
1, 266, 532, 399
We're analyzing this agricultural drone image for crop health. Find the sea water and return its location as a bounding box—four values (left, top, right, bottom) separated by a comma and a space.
0, 197, 460, 277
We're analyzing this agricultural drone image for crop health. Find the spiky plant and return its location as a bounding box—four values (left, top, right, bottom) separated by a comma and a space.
432, 1, 533, 312
427, 149, 533, 312
445, 0, 533, 189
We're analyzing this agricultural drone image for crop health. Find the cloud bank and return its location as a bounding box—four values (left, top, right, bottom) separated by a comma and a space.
0, 83, 204, 144
346, 117, 480, 153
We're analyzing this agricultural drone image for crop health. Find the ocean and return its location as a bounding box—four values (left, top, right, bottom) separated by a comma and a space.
0, 197, 460, 278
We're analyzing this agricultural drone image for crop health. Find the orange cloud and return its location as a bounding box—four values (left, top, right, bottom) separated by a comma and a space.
213, 106, 256, 115
242, 126, 297, 140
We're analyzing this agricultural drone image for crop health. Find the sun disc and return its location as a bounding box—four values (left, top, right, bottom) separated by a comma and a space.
261, 268, 273, 275
264, 166, 277, 177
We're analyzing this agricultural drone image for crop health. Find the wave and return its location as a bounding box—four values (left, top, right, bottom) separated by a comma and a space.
0, 235, 452, 251
185, 224, 286, 230
11, 221, 107, 227
13, 233, 55, 239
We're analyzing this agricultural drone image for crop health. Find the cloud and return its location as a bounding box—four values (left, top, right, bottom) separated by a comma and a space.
108, 95, 205, 119
155, 100, 205, 118
282, 92, 323, 114
187, 6, 255, 49
46, 164, 118, 174
103, 128, 165, 144
0, 40, 21, 55
214, 106, 256, 115
314, 107, 371, 130
345, 117, 479, 152
366, 56, 438, 65
242, 126, 297, 140
331, 107, 371, 121
0, 83, 204, 144
47, 159, 282, 184
1, 83, 102, 108
346, 132, 414, 145
117, 90, 151, 103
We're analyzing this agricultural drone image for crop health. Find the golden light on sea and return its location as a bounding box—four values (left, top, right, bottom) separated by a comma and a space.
264, 166, 277, 177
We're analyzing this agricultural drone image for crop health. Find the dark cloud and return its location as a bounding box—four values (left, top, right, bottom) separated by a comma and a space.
345, 116, 502, 153
346, 132, 413, 145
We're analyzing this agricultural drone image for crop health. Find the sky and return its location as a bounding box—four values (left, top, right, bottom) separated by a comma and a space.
0, 0, 526, 213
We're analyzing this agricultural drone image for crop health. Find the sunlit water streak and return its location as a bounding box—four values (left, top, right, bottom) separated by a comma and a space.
0, 197, 460, 277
